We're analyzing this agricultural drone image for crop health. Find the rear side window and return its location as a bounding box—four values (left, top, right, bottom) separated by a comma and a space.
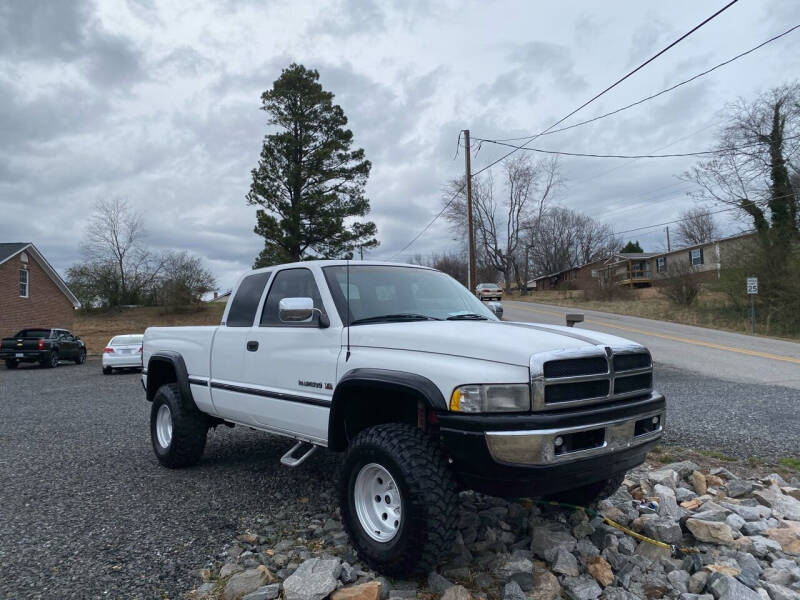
14, 329, 51, 338
226, 272, 271, 327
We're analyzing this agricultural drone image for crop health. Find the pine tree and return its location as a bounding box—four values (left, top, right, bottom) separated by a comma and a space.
247, 64, 378, 266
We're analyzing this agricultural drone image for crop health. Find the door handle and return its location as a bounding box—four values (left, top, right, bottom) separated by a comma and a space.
246, 341, 259, 352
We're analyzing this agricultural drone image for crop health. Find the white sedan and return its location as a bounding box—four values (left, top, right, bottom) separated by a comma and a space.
102, 334, 144, 374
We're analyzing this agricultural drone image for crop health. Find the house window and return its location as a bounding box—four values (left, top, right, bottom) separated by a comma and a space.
690, 248, 704, 266
656, 257, 666, 273
19, 269, 29, 297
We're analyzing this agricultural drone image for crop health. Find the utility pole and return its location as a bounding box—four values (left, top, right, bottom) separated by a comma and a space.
665, 226, 671, 252
464, 129, 476, 293
359, 245, 364, 260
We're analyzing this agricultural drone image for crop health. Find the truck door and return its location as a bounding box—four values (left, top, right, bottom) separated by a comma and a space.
242, 267, 340, 445
209, 270, 272, 425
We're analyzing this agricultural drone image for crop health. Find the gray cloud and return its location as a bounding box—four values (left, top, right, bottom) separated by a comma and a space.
0, 0, 791, 289
309, 0, 433, 36
0, 0, 143, 87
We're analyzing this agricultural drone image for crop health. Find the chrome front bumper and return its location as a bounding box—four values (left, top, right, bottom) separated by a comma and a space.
485, 403, 664, 466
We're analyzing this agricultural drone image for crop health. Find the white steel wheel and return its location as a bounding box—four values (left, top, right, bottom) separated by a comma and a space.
155, 404, 173, 449
354, 463, 402, 542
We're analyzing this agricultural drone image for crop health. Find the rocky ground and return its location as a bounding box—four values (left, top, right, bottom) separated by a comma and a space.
189, 461, 800, 600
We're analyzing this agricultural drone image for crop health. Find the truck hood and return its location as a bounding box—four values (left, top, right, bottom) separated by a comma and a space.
348, 320, 641, 366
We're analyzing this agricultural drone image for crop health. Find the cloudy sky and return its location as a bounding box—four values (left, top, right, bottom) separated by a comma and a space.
2, 0, 799, 292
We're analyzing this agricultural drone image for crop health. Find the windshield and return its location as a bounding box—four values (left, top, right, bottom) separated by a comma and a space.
13, 329, 51, 338
110, 335, 143, 346
323, 265, 497, 324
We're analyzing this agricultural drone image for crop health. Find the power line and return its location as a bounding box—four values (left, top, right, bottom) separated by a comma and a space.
571, 120, 719, 202
607, 190, 798, 240
470, 135, 800, 160
471, 0, 740, 176
495, 23, 800, 142
388, 0, 739, 259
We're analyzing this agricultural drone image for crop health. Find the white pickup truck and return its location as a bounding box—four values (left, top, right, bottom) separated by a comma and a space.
142, 260, 664, 576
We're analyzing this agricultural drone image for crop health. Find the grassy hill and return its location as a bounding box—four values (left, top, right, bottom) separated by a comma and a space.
75, 304, 226, 355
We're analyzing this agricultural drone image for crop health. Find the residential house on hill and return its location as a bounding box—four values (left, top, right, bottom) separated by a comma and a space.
596, 232, 755, 288
528, 232, 755, 291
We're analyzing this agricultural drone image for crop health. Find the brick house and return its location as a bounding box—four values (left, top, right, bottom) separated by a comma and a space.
0, 243, 81, 337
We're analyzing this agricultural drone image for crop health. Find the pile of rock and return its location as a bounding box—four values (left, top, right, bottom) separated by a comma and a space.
190, 461, 800, 599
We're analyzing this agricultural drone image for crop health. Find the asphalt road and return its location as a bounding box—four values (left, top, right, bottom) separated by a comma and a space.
504, 300, 800, 457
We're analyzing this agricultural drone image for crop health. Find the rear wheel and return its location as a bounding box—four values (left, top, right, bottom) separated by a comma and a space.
546, 473, 625, 507
102, 366, 112, 375
338, 423, 458, 577
5, 359, 18, 369
41, 351, 58, 368
75, 348, 86, 364
150, 383, 208, 468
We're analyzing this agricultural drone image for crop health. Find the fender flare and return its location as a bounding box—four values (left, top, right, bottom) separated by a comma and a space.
327, 368, 446, 451
146, 351, 199, 412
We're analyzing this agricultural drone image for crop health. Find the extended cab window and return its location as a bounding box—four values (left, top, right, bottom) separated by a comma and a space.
226, 271, 271, 327
260, 268, 325, 326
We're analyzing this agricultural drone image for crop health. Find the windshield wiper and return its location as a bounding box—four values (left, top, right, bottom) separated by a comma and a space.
446, 313, 489, 320
349, 313, 441, 325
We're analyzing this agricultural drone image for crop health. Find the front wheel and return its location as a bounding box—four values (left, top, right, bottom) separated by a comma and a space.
5, 359, 18, 369
150, 383, 208, 468
338, 424, 458, 577
75, 348, 86, 364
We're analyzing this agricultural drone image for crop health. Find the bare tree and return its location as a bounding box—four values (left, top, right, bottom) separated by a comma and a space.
674, 207, 719, 247
524, 207, 621, 278
683, 83, 799, 249
442, 155, 561, 291
74, 197, 163, 306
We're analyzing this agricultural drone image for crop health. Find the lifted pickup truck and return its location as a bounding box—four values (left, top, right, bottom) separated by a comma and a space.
142, 261, 664, 576
1, 328, 86, 369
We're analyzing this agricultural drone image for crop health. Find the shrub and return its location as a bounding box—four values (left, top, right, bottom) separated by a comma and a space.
582, 279, 634, 301
656, 261, 703, 306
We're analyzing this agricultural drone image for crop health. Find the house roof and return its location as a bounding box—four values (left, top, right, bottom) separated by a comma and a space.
0, 243, 29, 263
655, 230, 756, 256
617, 252, 661, 259
0, 242, 81, 308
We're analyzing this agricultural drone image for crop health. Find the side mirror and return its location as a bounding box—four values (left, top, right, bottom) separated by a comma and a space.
279, 297, 314, 322
278, 297, 330, 328
566, 313, 584, 327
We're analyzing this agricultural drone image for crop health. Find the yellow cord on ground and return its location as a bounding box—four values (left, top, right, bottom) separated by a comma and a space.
530, 499, 701, 555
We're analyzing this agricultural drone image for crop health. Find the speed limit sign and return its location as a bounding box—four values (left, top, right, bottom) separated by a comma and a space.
746, 277, 758, 294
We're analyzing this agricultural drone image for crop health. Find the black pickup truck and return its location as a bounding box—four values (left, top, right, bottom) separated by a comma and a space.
0, 328, 87, 369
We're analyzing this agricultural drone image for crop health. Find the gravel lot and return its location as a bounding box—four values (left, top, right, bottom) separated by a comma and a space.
0, 359, 798, 599
0, 359, 342, 600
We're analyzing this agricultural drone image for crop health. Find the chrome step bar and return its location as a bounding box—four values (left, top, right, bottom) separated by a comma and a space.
280, 441, 319, 467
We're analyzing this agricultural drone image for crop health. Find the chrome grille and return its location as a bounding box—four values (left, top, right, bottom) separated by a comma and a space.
531, 346, 652, 411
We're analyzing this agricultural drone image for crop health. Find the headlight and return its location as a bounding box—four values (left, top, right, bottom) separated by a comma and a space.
450, 384, 530, 413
